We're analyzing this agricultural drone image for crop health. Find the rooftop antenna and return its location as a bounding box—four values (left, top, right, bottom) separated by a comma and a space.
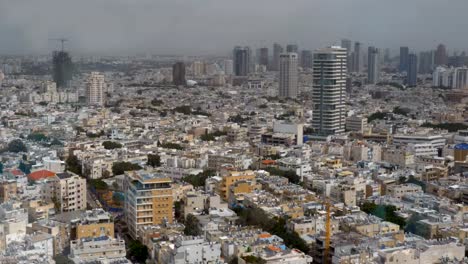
49, 38, 69, 52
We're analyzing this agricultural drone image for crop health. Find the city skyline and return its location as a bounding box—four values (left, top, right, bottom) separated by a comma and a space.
2, 0, 468, 55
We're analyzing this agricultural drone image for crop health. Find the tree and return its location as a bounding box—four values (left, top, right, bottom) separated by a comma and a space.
27, 133, 49, 142
112, 162, 142, 175
7, 139, 27, 153
184, 214, 202, 236
102, 141, 123, 150
66, 153, 82, 176
264, 167, 300, 184
18, 161, 31, 174
147, 154, 161, 167
182, 169, 215, 187
90, 179, 108, 190
159, 142, 184, 150
127, 240, 149, 263
0, 162, 3, 174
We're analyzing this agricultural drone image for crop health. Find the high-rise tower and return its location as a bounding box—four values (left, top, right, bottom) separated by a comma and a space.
233, 46, 251, 76
86, 72, 106, 107
272, 43, 284, 71
312, 47, 348, 136
367, 46, 379, 84
399, 47, 409, 72
279, 52, 299, 99
52, 51, 73, 88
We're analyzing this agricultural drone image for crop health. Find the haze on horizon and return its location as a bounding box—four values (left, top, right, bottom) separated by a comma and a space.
1, 0, 467, 56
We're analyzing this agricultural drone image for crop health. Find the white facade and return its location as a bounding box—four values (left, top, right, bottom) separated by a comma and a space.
433, 66, 468, 89
70, 237, 127, 263
224, 59, 233, 75
156, 236, 222, 264
279, 52, 299, 98
86, 72, 106, 106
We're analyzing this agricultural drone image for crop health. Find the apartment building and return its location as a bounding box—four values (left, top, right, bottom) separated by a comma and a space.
215, 170, 256, 201
124, 170, 173, 239
69, 236, 127, 263
40, 172, 87, 213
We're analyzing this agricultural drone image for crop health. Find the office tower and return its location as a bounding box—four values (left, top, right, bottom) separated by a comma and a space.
124, 170, 173, 239
407, 54, 418, 87
192, 61, 205, 77
312, 46, 347, 136
300, 50, 313, 69
367, 46, 379, 84
259, 47, 269, 67
455, 67, 468, 89
384, 48, 391, 63
172, 62, 186, 86
279, 52, 299, 98
286, 44, 298, 53
224, 59, 233, 75
399, 47, 409, 72
341, 39, 352, 53
435, 44, 448, 66
233, 46, 251, 76
52, 51, 73, 88
341, 39, 352, 72
86, 72, 105, 107
419, 51, 434, 74
272, 43, 284, 71
352, 42, 361, 72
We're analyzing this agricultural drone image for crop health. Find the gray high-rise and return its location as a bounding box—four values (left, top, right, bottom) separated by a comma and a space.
352, 42, 361, 72
367, 46, 379, 84
399, 46, 409, 72
233, 46, 251, 76
407, 54, 418, 87
259, 47, 269, 67
279, 53, 299, 99
272, 43, 284, 71
286, 44, 298, 53
300, 50, 313, 69
172, 62, 186, 86
312, 47, 348, 136
341, 39, 352, 72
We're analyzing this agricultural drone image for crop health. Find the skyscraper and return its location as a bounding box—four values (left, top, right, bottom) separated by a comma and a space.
435, 44, 448, 66
407, 54, 418, 87
52, 51, 73, 88
384, 48, 391, 63
352, 42, 361, 72
272, 43, 284, 71
312, 47, 347, 136
419, 51, 434, 74
86, 72, 105, 107
279, 52, 299, 99
341, 39, 352, 53
172, 62, 186, 86
341, 39, 352, 72
399, 47, 409, 72
367, 46, 379, 84
286, 44, 298, 53
259, 47, 269, 67
233, 46, 251, 76
300, 50, 313, 69
224, 59, 233, 75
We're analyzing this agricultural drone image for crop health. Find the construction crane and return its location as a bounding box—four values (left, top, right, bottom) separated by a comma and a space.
324, 201, 332, 264
49, 38, 69, 52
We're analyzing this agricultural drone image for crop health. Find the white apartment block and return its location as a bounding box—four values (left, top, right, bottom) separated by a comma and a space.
86, 72, 106, 106
40, 172, 87, 213
69, 236, 127, 263
279, 52, 299, 99
155, 236, 222, 264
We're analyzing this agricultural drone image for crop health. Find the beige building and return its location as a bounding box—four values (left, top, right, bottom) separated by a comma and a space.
75, 209, 114, 239
215, 170, 256, 201
86, 72, 106, 106
387, 184, 423, 199
124, 170, 173, 239
345, 115, 368, 133
0, 179, 17, 203
41, 172, 87, 213
69, 236, 126, 263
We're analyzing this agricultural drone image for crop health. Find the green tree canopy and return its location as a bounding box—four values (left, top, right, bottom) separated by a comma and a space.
184, 214, 202, 236
147, 154, 161, 167
112, 162, 142, 175
127, 240, 149, 263
102, 141, 123, 150
7, 139, 27, 153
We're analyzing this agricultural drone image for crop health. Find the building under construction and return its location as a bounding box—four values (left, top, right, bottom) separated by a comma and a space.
52, 50, 73, 88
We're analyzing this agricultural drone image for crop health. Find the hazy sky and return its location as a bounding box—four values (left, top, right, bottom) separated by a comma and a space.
1, 0, 467, 56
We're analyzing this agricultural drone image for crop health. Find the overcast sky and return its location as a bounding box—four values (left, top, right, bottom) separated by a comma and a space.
1, 0, 467, 56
